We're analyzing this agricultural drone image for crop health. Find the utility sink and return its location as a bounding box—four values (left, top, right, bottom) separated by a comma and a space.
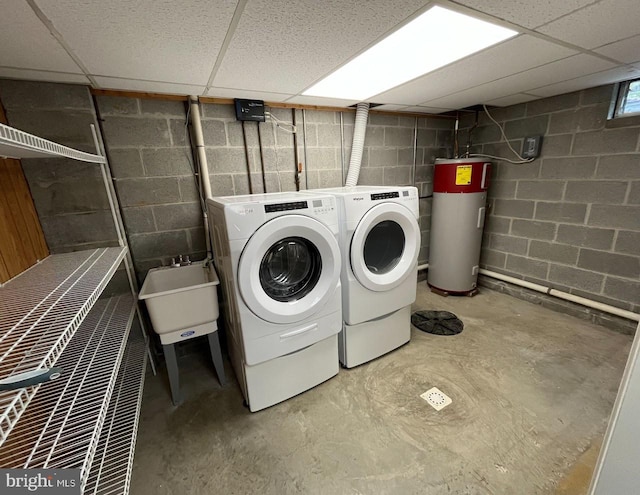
139, 261, 220, 344
139, 260, 225, 405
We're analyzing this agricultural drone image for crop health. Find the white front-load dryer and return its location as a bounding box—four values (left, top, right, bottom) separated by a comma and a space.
307, 186, 420, 368
207, 192, 342, 411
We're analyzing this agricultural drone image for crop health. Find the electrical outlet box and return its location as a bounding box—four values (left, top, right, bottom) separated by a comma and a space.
522, 135, 542, 159
234, 99, 265, 122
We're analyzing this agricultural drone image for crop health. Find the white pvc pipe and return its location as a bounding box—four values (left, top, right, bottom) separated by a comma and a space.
189, 96, 212, 259
344, 102, 370, 187
549, 289, 639, 322
478, 268, 551, 294
189, 96, 211, 199
416, 264, 639, 322
480, 268, 639, 322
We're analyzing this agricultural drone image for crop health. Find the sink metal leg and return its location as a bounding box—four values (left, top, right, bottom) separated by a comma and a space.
162, 343, 182, 406
207, 332, 226, 387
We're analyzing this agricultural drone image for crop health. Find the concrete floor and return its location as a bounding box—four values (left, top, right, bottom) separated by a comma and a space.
131, 285, 632, 494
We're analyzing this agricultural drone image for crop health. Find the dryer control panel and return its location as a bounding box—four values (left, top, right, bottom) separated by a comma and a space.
371, 191, 399, 201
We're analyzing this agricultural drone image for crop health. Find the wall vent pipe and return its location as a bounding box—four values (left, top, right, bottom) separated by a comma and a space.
344, 102, 370, 187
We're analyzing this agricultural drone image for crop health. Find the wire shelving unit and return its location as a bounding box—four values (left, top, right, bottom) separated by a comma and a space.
0, 296, 135, 479
0, 247, 127, 443
0, 121, 149, 495
85, 336, 146, 495
0, 122, 106, 162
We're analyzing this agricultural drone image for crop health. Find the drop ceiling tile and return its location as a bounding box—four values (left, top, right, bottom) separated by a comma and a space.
402, 105, 453, 114
537, 0, 640, 50
93, 76, 205, 96
424, 92, 492, 109
36, 0, 237, 85
451, 0, 595, 29
479, 54, 616, 97
420, 54, 615, 109
527, 66, 640, 98
212, 0, 432, 94
0, 67, 90, 84
374, 35, 576, 105
595, 35, 640, 64
207, 87, 291, 103
372, 104, 410, 111
485, 93, 540, 106
285, 95, 358, 108
0, 1, 81, 73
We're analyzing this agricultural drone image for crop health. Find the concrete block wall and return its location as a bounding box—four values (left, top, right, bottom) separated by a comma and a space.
0, 80, 118, 252
458, 84, 640, 318
199, 104, 297, 195
95, 96, 206, 276
199, 104, 455, 265
0, 80, 453, 277
93, 96, 454, 274
342, 111, 454, 262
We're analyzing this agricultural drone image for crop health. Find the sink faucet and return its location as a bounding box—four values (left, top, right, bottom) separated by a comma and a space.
176, 255, 192, 267
169, 255, 192, 268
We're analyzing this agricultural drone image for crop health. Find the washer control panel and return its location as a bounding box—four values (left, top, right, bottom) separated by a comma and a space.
311, 198, 335, 214
264, 201, 308, 213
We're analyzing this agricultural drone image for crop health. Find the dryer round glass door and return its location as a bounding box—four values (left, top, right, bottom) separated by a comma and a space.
351, 202, 420, 292
363, 220, 405, 274
238, 215, 341, 324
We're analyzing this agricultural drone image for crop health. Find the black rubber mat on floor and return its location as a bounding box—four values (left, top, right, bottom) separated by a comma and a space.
411, 310, 464, 336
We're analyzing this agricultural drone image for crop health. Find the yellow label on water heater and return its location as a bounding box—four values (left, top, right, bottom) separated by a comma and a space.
455, 165, 472, 185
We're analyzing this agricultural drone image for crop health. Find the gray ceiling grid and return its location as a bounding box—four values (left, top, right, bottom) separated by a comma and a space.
0, 0, 637, 111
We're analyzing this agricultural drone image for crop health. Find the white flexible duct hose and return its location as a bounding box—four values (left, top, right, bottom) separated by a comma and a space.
345, 102, 370, 187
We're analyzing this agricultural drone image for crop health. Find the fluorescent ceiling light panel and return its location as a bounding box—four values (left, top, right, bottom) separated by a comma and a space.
303, 6, 517, 101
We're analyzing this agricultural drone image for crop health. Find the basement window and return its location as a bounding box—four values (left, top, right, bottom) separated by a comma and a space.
611, 79, 640, 118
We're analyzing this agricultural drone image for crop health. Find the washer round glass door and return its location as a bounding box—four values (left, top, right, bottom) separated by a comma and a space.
238, 215, 340, 324
350, 202, 420, 292
259, 237, 321, 302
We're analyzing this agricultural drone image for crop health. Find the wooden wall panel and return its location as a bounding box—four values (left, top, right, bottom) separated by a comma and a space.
0, 251, 9, 282
0, 99, 49, 283
3, 159, 48, 258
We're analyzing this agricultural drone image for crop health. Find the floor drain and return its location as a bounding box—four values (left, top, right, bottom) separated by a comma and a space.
420, 387, 452, 411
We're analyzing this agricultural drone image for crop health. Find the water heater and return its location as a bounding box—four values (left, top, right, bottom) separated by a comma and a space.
428, 158, 491, 296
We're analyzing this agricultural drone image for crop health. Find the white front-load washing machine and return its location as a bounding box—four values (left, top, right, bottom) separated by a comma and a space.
307, 186, 420, 368
207, 192, 342, 411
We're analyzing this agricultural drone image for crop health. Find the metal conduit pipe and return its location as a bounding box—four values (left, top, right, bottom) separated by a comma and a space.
416, 264, 639, 322
189, 96, 212, 259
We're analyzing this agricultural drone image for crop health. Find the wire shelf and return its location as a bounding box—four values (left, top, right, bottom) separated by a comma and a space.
0, 294, 135, 487
0, 247, 127, 445
85, 335, 146, 495
0, 122, 106, 163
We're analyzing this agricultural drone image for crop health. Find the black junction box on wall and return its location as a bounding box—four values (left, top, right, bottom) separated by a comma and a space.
522, 135, 542, 159
234, 99, 266, 122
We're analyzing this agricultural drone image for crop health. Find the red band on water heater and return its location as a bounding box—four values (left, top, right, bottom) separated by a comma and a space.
433, 160, 491, 193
